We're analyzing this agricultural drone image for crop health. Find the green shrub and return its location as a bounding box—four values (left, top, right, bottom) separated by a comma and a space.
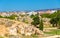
0, 36, 4, 38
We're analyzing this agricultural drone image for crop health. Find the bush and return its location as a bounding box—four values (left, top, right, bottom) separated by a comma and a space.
0, 15, 3, 18
0, 36, 4, 38
4, 14, 18, 20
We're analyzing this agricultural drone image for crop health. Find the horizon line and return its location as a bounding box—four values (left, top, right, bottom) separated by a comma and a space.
0, 8, 60, 12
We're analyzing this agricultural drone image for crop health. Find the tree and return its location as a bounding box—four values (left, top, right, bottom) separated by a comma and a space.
31, 14, 40, 26
39, 19, 43, 31
31, 13, 43, 31
50, 10, 60, 28
56, 10, 60, 28
50, 18, 58, 27
57, 20, 60, 29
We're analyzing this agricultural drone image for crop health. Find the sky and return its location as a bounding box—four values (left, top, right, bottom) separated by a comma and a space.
0, 0, 60, 11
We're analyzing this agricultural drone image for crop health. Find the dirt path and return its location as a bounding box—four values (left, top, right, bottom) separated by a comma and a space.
43, 35, 60, 38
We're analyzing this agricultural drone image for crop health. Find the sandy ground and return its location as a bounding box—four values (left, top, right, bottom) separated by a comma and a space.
40, 35, 60, 38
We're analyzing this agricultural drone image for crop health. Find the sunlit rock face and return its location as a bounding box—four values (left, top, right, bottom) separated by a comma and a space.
0, 18, 44, 36
17, 25, 44, 36
0, 25, 8, 36
8, 27, 17, 35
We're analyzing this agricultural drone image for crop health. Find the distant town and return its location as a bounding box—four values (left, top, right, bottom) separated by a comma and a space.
0, 10, 56, 17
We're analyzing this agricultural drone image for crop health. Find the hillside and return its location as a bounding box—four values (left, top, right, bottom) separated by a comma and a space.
0, 18, 44, 38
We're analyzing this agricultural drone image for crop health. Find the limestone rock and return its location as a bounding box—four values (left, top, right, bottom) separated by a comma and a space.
0, 18, 44, 36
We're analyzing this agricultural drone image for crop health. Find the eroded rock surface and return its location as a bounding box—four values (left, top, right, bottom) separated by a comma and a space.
0, 18, 44, 36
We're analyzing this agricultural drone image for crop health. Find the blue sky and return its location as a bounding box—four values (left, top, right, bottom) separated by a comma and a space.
0, 0, 60, 11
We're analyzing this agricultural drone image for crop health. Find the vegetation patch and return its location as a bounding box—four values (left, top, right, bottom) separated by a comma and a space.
44, 29, 60, 35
